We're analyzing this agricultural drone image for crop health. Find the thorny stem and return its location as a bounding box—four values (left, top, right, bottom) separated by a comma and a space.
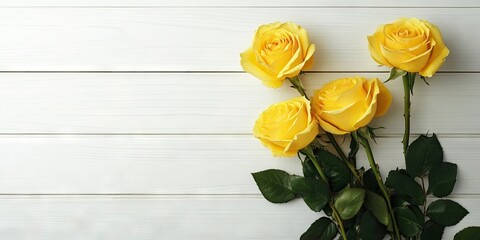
302, 146, 328, 184
325, 132, 348, 163
402, 73, 414, 157
331, 203, 348, 240
325, 133, 362, 184
359, 133, 401, 240
302, 146, 348, 240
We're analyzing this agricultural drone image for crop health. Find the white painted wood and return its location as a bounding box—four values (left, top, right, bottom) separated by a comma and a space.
0, 195, 476, 240
0, 8, 476, 71
0, 0, 475, 7
0, 195, 318, 240
0, 135, 477, 195
0, 2, 477, 239
0, 73, 476, 134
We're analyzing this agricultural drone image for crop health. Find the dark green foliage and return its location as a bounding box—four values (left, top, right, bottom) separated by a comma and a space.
316, 148, 351, 192
301, 217, 338, 240
251, 169, 296, 203
427, 199, 469, 226
406, 134, 443, 178
291, 176, 330, 212
334, 188, 366, 220
454, 227, 480, 240
428, 162, 457, 197
421, 220, 445, 240
386, 169, 425, 205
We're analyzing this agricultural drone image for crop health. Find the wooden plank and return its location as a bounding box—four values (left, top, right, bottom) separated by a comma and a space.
0, 8, 476, 71
0, 195, 476, 239
0, 0, 476, 7
0, 73, 476, 134
0, 135, 477, 195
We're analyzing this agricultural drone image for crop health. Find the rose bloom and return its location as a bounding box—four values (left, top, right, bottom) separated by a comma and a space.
311, 77, 392, 135
368, 18, 449, 77
253, 97, 319, 157
240, 22, 315, 88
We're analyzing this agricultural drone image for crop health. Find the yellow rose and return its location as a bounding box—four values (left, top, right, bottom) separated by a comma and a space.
368, 18, 449, 77
311, 77, 392, 135
253, 97, 319, 157
240, 22, 316, 88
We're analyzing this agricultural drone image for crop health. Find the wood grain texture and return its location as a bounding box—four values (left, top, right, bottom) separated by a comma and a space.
0, 195, 476, 240
0, 8, 476, 71
0, 0, 475, 7
0, 72, 476, 134
0, 1, 478, 238
0, 135, 477, 195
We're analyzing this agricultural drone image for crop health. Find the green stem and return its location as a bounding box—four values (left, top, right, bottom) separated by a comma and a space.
326, 132, 348, 162
325, 133, 362, 184
302, 146, 328, 183
359, 134, 401, 240
402, 74, 412, 157
331, 203, 348, 240
302, 146, 348, 240
288, 76, 308, 100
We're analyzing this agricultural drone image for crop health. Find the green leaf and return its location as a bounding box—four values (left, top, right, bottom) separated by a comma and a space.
410, 204, 426, 225
421, 220, 445, 240
385, 67, 407, 82
454, 226, 480, 240
342, 217, 357, 229
359, 211, 388, 240
334, 188, 366, 220
395, 206, 423, 237
345, 228, 358, 240
291, 176, 330, 212
385, 169, 425, 205
302, 159, 319, 179
322, 203, 333, 217
316, 148, 351, 192
428, 162, 458, 197
363, 168, 380, 193
427, 199, 469, 226
300, 217, 338, 240
391, 194, 409, 208
406, 134, 444, 177
251, 169, 296, 203
364, 191, 389, 226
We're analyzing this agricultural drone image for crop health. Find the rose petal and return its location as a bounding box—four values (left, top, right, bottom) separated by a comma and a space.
240, 48, 283, 88
419, 21, 450, 77
352, 80, 379, 129
278, 39, 303, 78
374, 79, 393, 117
280, 22, 311, 58
258, 138, 296, 157
380, 43, 433, 72
317, 116, 349, 135
368, 30, 392, 67
285, 121, 319, 153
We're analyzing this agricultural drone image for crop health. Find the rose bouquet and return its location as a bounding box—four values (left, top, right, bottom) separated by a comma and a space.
240, 20, 480, 239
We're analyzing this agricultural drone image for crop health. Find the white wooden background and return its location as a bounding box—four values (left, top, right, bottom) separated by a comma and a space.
0, 1, 478, 239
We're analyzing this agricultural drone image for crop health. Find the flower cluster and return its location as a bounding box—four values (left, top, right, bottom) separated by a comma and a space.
241, 20, 478, 239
